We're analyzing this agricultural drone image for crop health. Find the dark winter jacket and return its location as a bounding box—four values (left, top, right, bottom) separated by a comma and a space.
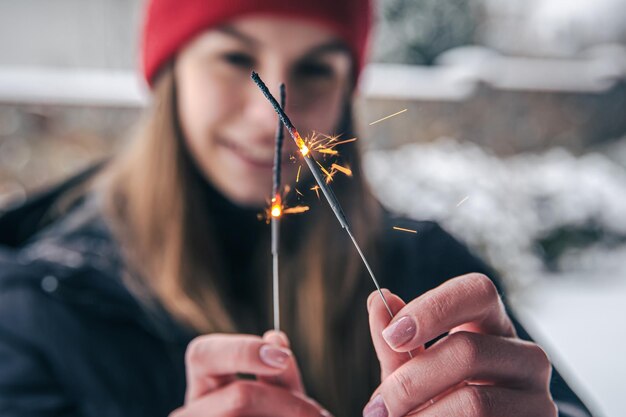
0, 163, 591, 416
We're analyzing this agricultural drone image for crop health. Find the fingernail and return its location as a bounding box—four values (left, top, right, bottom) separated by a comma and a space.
321, 409, 333, 417
363, 394, 388, 417
259, 344, 290, 368
382, 315, 416, 349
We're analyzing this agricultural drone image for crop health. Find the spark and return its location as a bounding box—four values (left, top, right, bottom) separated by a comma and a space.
393, 226, 418, 234
326, 137, 357, 148
295, 188, 304, 197
310, 185, 321, 199
456, 195, 470, 207
316, 160, 335, 184
331, 163, 352, 177
283, 206, 310, 214
296, 166, 302, 183
369, 108, 408, 126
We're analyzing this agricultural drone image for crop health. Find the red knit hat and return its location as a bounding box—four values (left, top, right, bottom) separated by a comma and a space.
141, 0, 372, 87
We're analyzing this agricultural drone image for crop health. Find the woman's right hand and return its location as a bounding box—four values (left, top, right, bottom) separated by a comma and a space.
170, 330, 332, 417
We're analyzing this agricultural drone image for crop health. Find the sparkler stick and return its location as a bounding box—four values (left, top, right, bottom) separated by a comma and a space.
271, 83, 286, 331
251, 71, 397, 323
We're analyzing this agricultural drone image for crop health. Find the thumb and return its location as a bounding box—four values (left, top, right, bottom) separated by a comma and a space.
367, 289, 422, 380
257, 330, 305, 393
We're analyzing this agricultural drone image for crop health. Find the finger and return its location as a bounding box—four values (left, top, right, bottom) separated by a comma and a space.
406, 385, 557, 417
381, 273, 516, 352
185, 334, 292, 402
258, 330, 305, 392
367, 332, 552, 417
172, 380, 333, 417
367, 289, 422, 380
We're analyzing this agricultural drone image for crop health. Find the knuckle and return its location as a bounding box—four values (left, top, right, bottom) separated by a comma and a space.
469, 273, 498, 303
448, 332, 481, 371
232, 338, 252, 362
423, 293, 451, 322
390, 370, 416, 404
528, 343, 551, 370
460, 386, 494, 417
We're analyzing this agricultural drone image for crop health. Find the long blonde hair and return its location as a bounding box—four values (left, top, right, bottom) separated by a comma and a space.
84, 66, 383, 416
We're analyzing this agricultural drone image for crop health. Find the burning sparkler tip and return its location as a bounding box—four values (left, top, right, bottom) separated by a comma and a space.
271, 206, 282, 218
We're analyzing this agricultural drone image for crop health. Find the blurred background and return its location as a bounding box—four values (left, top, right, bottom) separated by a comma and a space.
0, 1, 624, 415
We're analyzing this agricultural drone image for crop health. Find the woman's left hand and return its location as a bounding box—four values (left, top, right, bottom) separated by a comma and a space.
364, 273, 558, 417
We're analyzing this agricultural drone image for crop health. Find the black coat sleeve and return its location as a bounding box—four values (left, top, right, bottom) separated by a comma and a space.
384, 220, 593, 417
0, 267, 80, 416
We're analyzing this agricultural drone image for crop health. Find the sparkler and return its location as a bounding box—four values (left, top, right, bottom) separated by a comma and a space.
251, 71, 397, 324
270, 83, 286, 331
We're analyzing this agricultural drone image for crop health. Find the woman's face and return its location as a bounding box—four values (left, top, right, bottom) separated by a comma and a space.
175, 16, 353, 207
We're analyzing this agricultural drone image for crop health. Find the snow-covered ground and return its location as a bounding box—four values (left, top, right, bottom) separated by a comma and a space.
365, 139, 626, 417
514, 274, 626, 417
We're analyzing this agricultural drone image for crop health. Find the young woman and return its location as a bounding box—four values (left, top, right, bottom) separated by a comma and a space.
0, 1, 591, 416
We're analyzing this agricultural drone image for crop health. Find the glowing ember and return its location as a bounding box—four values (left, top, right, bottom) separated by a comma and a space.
271, 205, 282, 218
296, 166, 302, 183
300, 145, 310, 156
393, 226, 418, 234
270, 195, 282, 218
263, 191, 309, 222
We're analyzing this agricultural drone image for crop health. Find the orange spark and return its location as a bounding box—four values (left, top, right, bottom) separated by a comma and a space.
326, 137, 357, 149
393, 226, 418, 234
296, 165, 302, 183
331, 163, 352, 177
310, 185, 321, 199
316, 161, 334, 184
283, 206, 310, 214
369, 109, 408, 126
